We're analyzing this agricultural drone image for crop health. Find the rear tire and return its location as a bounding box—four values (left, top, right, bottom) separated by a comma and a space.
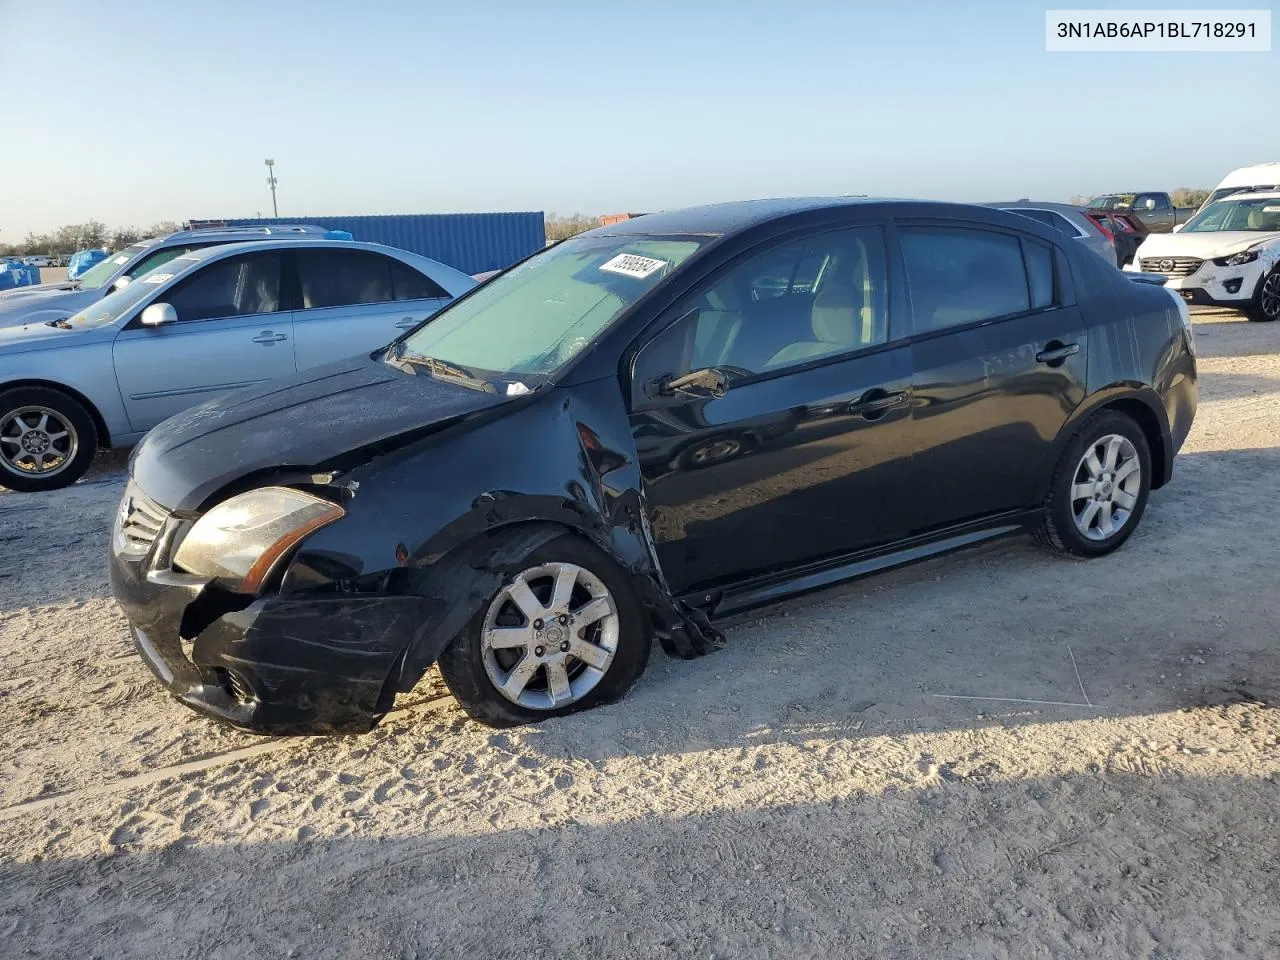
0, 387, 97, 492
1246, 267, 1280, 322
438, 533, 651, 727
1036, 410, 1152, 559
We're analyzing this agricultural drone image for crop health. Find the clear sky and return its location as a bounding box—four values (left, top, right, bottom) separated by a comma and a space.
1, 0, 1276, 239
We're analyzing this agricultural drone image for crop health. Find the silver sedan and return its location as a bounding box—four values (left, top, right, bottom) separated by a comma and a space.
0, 238, 476, 491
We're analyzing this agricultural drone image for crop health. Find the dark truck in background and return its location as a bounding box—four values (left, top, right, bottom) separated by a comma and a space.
1087, 192, 1196, 233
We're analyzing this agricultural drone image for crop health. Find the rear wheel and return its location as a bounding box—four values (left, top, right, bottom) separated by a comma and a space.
1036, 410, 1152, 558
1247, 268, 1280, 322
437, 534, 651, 727
0, 387, 97, 492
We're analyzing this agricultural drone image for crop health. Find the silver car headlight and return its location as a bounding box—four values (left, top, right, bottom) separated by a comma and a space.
173, 487, 345, 593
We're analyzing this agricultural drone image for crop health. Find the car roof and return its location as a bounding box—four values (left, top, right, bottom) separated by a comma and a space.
581, 197, 1043, 240
170, 238, 417, 265
583, 197, 908, 237
1217, 189, 1280, 201
1216, 162, 1280, 187
139, 224, 332, 248
985, 201, 1088, 214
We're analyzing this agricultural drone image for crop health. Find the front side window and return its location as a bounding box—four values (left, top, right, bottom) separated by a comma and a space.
636, 227, 889, 388
128, 245, 203, 279
901, 227, 1037, 331
1181, 197, 1280, 233
397, 233, 707, 381
1136, 193, 1167, 211
165, 252, 283, 322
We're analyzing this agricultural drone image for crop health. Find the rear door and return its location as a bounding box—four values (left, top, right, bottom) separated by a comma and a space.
1134, 193, 1173, 232
111, 250, 295, 432
899, 223, 1088, 532
289, 248, 452, 370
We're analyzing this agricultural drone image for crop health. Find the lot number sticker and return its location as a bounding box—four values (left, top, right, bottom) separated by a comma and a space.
600, 253, 668, 279
143, 273, 174, 284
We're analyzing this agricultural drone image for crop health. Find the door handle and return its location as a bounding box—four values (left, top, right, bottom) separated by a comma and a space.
252, 331, 288, 344
1036, 342, 1080, 365
394, 317, 418, 330
848, 390, 906, 419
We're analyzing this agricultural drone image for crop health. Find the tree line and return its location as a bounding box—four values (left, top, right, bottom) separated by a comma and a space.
0, 221, 182, 258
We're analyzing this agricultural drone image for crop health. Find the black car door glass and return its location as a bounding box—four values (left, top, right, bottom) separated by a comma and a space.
165, 252, 282, 322
297, 249, 395, 309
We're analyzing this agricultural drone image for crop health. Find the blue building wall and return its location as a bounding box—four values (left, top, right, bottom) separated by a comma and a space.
215, 212, 545, 275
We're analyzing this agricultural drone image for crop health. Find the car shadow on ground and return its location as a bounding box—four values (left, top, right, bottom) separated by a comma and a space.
2, 767, 1277, 959
494, 446, 1280, 763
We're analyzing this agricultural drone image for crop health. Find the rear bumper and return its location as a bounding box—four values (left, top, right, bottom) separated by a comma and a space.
110, 534, 437, 735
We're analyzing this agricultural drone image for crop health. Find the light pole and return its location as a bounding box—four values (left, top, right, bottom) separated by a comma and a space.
264, 159, 278, 217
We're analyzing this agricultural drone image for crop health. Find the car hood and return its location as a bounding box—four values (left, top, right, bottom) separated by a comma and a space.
1136, 231, 1280, 259
0, 280, 78, 301
131, 355, 515, 512
0, 319, 105, 353
0, 286, 89, 328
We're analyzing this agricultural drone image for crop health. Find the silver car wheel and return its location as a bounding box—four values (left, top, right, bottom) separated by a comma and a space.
0, 406, 78, 479
1070, 433, 1141, 541
1260, 272, 1280, 320
480, 561, 620, 711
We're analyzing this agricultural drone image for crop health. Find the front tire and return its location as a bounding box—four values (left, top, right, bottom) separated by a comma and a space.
0, 387, 97, 492
1036, 410, 1152, 558
1247, 268, 1280, 322
437, 533, 651, 727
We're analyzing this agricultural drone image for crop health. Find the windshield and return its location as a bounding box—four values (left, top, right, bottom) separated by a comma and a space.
60, 268, 181, 330
76, 244, 147, 290
1182, 197, 1280, 233
396, 233, 708, 383
1088, 194, 1135, 210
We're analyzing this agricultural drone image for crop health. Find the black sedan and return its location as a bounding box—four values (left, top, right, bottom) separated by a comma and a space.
110, 198, 1198, 734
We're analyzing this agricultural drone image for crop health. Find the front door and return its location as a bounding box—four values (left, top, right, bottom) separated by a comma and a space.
898, 224, 1088, 532
628, 225, 919, 595
289, 248, 452, 371
112, 251, 295, 432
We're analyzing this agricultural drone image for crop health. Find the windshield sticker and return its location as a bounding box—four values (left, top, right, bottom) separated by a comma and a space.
143, 273, 174, 284
113, 255, 129, 264
1264, 206, 1280, 214
600, 253, 668, 279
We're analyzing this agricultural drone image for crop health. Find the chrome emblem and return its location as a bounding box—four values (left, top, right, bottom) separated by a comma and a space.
1158, 258, 1176, 273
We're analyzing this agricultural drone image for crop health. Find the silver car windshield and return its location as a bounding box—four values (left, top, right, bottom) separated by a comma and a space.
395, 234, 706, 381
61, 274, 174, 330
75, 244, 148, 290
1182, 197, 1280, 233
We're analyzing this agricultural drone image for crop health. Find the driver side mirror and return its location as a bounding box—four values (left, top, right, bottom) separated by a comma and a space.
140, 302, 177, 327
112, 275, 132, 291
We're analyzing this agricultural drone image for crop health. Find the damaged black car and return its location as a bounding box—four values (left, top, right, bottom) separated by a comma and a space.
110, 198, 1198, 734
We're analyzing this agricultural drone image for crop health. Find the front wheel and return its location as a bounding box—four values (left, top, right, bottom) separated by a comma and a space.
437, 534, 651, 727
0, 387, 98, 492
1036, 410, 1152, 558
1247, 268, 1280, 322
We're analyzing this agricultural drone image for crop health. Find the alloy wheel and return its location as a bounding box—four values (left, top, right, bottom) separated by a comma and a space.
480, 561, 620, 710
1070, 433, 1141, 541
0, 406, 78, 479
1260, 272, 1280, 320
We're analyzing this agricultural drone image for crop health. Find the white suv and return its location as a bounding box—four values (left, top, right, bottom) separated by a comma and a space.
1126, 191, 1280, 322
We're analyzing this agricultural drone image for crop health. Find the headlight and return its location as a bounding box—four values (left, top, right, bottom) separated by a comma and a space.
1212, 249, 1259, 267
173, 487, 345, 593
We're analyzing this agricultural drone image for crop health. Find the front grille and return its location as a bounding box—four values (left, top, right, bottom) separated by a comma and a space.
116, 483, 170, 556
1140, 257, 1204, 279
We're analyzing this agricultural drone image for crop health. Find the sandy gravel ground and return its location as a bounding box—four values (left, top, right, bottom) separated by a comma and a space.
1, 310, 1277, 959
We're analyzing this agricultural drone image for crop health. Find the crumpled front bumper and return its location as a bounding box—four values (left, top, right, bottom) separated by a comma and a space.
110, 540, 436, 735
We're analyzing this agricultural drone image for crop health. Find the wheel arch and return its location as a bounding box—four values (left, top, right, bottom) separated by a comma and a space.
1047, 386, 1173, 496
0, 378, 110, 449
